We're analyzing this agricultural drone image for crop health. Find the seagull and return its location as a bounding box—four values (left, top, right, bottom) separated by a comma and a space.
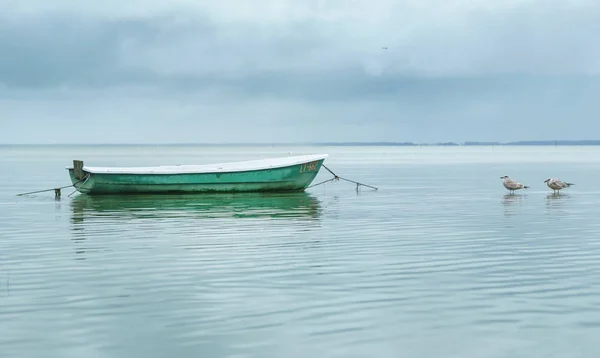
544, 178, 574, 194
501, 175, 529, 194
382, 47, 388, 50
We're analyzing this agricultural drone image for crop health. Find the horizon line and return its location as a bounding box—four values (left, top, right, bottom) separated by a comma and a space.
2, 140, 600, 146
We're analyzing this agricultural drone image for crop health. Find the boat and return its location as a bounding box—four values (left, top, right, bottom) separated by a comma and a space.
66, 154, 329, 195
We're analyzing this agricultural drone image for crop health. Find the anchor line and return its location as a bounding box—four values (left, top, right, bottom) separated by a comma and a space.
15, 174, 90, 197
306, 177, 339, 189
307, 165, 378, 191
68, 175, 91, 197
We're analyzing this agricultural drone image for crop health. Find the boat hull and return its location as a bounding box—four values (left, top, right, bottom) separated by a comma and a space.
67, 158, 326, 195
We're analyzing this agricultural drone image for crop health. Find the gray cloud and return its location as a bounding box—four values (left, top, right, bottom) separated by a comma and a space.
3, 2, 600, 89
1, 1, 600, 143
0, 14, 177, 88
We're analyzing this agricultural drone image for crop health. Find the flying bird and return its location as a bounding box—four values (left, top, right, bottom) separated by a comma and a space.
501, 176, 529, 194
544, 178, 574, 194
382, 47, 388, 50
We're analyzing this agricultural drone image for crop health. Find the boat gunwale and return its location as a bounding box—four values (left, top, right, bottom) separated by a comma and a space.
65, 154, 328, 175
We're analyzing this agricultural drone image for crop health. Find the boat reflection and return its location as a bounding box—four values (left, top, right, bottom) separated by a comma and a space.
69, 192, 323, 260
70, 191, 323, 221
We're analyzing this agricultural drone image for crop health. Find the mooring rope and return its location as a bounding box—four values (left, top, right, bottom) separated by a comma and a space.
68, 175, 91, 197
307, 164, 378, 191
306, 177, 339, 189
15, 175, 90, 197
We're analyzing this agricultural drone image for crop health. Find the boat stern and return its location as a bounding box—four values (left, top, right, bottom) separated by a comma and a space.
65, 160, 94, 194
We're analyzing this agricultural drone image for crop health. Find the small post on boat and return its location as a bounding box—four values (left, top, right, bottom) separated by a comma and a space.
73, 160, 84, 180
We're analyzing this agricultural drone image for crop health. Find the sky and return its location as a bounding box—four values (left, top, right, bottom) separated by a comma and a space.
1, 0, 600, 144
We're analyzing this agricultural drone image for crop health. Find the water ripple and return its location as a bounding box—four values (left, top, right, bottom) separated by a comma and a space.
2, 146, 600, 357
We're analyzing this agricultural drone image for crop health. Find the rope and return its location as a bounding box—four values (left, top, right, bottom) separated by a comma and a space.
308, 164, 378, 191
16, 175, 90, 197
68, 175, 91, 197
306, 177, 338, 189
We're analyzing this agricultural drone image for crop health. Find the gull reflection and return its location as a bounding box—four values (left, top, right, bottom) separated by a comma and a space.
503, 194, 525, 206
502, 194, 525, 218
546, 192, 570, 211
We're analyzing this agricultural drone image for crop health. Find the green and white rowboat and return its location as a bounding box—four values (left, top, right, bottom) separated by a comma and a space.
66, 154, 328, 195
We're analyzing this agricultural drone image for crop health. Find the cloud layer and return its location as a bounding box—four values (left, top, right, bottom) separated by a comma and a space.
1, 0, 600, 143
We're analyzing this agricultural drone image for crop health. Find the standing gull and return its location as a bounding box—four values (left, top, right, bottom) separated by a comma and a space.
544, 178, 574, 194
501, 176, 529, 194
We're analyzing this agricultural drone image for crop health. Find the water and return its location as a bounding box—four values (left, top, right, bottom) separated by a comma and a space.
1, 145, 600, 357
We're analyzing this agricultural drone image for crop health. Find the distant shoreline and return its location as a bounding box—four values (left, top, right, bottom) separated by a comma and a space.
2, 140, 600, 147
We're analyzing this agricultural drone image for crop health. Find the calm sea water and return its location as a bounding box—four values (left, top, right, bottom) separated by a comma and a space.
1, 145, 600, 358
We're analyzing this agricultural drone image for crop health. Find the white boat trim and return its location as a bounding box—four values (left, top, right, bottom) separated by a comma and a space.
65, 154, 329, 175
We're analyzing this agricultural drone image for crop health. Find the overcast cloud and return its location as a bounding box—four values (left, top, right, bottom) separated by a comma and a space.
1, 0, 599, 144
